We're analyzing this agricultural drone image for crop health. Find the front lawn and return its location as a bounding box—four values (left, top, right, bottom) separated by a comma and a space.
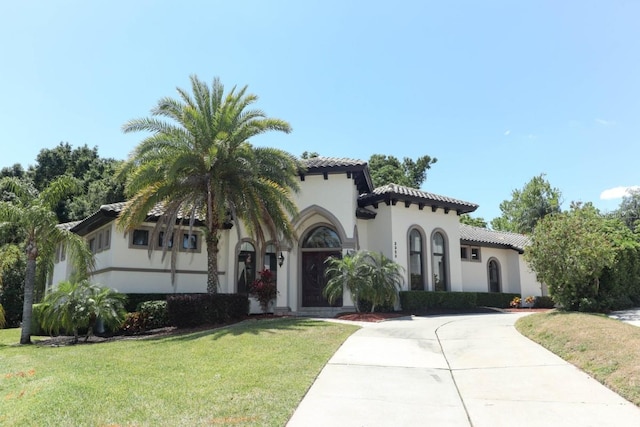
0, 318, 358, 426
516, 312, 640, 406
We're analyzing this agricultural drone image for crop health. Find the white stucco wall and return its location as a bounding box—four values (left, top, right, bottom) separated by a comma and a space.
519, 256, 544, 297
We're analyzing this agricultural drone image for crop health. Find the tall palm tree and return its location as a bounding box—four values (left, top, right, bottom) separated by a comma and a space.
118, 75, 301, 293
0, 177, 94, 344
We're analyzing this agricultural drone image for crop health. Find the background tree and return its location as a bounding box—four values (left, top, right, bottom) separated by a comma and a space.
368, 154, 437, 188
459, 214, 488, 228
525, 203, 616, 311
27, 142, 126, 222
491, 174, 562, 234
118, 75, 300, 293
615, 189, 640, 232
0, 176, 94, 344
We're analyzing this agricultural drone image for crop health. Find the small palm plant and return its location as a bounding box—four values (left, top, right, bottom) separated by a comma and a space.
323, 251, 404, 313
40, 280, 126, 343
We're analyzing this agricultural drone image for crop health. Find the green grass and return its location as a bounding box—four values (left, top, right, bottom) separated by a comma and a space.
516, 312, 640, 406
0, 318, 358, 426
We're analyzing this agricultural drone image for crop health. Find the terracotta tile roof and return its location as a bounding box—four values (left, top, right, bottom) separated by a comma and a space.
301, 156, 373, 194
358, 183, 478, 214
57, 220, 82, 231
459, 224, 530, 252
302, 157, 367, 169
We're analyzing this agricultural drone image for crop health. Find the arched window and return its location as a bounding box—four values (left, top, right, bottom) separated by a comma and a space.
237, 241, 256, 294
303, 226, 341, 248
409, 229, 425, 290
488, 258, 501, 293
432, 231, 448, 291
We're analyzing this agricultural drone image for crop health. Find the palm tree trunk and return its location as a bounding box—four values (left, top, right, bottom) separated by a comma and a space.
206, 233, 220, 293
20, 256, 36, 345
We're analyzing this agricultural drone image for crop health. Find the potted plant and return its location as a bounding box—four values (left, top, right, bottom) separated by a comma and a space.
250, 269, 278, 313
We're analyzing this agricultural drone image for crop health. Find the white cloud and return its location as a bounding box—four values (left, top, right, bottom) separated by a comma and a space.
504, 130, 510, 136
595, 118, 615, 126
600, 186, 640, 200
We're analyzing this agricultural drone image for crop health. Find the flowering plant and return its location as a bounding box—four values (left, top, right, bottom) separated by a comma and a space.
524, 295, 536, 306
250, 269, 278, 312
510, 296, 521, 308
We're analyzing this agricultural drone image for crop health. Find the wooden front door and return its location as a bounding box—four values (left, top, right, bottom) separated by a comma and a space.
301, 250, 341, 307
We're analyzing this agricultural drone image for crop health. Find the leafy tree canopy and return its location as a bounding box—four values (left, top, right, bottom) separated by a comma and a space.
25, 142, 125, 222
459, 214, 488, 228
525, 202, 619, 311
491, 174, 562, 234
368, 154, 437, 189
615, 188, 640, 232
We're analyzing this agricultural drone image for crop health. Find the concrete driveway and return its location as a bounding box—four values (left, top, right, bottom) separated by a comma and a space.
287, 313, 640, 426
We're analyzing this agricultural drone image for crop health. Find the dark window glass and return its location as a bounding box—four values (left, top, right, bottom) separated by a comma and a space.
132, 229, 149, 246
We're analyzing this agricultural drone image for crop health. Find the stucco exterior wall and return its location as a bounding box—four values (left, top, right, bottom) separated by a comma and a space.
519, 256, 544, 297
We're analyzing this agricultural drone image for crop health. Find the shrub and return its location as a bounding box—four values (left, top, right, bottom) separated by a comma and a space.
476, 292, 520, 308
123, 293, 170, 313
29, 303, 47, 336
121, 312, 148, 335
510, 296, 521, 308
250, 269, 278, 312
533, 296, 555, 309
138, 300, 169, 329
578, 297, 600, 313
167, 294, 248, 328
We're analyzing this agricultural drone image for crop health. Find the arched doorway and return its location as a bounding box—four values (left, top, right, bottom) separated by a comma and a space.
301, 226, 342, 307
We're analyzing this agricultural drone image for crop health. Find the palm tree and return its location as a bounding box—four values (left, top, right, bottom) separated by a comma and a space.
323, 252, 368, 312
0, 176, 94, 344
324, 251, 404, 312
118, 75, 300, 293
40, 280, 126, 343
363, 251, 404, 312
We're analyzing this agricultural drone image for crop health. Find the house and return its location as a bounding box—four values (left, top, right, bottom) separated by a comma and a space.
52, 157, 544, 315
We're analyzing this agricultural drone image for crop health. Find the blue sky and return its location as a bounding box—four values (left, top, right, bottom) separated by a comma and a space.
1, 1, 638, 222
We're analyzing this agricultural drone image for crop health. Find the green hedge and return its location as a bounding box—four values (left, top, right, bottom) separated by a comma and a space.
167, 294, 248, 328
399, 291, 476, 311
123, 293, 171, 313
399, 291, 522, 312
475, 292, 521, 308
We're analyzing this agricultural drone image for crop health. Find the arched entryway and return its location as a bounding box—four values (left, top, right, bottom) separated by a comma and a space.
300, 225, 342, 307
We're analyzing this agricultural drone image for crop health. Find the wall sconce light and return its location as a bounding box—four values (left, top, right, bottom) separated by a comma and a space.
278, 252, 285, 267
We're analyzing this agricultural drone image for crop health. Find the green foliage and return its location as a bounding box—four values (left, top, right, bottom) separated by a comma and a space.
0, 176, 95, 344
123, 293, 169, 312
614, 188, 640, 232
368, 154, 437, 188
166, 293, 248, 328
491, 174, 561, 234
119, 75, 300, 293
27, 142, 125, 222
0, 303, 5, 328
475, 292, 521, 308
324, 251, 404, 312
138, 300, 169, 329
399, 291, 477, 311
598, 244, 640, 310
525, 203, 616, 311
0, 245, 25, 327
40, 280, 126, 343
120, 311, 149, 335
533, 296, 555, 308
459, 214, 488, 228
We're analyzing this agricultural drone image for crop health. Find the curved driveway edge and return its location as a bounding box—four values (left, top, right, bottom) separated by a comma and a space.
287, 313, 640, 427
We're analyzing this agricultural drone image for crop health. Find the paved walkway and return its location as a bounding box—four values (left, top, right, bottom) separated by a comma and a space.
287, 312, 640, 426
609, 308, 640, 327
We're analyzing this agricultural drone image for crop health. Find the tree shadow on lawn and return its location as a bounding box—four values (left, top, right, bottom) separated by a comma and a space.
147, 317, 337, 343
